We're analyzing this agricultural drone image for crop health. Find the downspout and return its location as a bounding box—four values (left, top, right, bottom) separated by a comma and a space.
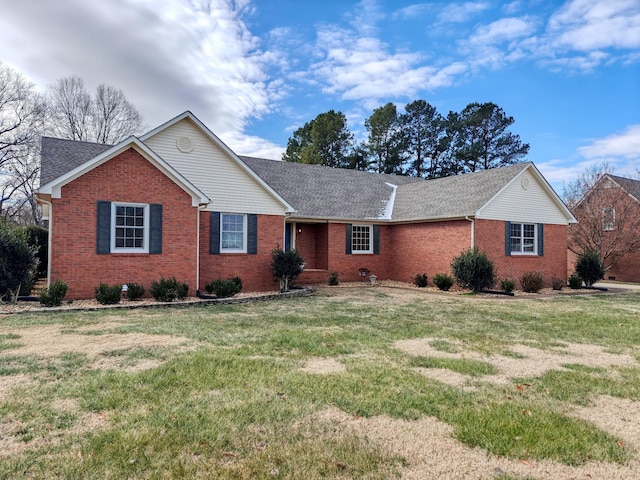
196, 205, 207, 293
465, 216, 474, 248
37, 196, 53, 288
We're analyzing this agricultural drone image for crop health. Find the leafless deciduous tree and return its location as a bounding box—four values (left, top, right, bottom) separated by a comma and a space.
565, 163, 640, 271
0, 62, 44, 224
47, 76, 145, 144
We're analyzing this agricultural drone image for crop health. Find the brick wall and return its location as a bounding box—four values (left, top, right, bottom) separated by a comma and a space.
390, 220, 472, 284
50, 148, 198, 299
475, 219, 568, 287
199, 212, 285, 292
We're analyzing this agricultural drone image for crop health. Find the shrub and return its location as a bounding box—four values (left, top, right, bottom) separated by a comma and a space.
433, 273, 454, 291
551, 277, 564, 290
20, 225, 48, 278
500, 278, 516, 293
39, 280, 68, 307
568, 274, 583, 289
521, 271, 544, 293
328, 272, 339, 286
125, 282, 145, 301
413, 273, 428, 288
0, 221, 38, 301
150, 277, 189, 302
271, 248, 304, 292
205, 277, 242, 298
451, 248, 495, 292
95, 283, 122, 305
575, 250, 604, 287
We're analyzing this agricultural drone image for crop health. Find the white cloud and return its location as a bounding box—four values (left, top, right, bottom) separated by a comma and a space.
437, 2, 490, 24
392, 3, 432, 20
578, 125, 640, 160
548, 0, 640, 51
468, 17, 537, 45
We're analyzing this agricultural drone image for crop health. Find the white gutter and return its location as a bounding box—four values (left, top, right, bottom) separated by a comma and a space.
465, 216, 474, 248
196, 205, 207, 292
36, 195, 53, 288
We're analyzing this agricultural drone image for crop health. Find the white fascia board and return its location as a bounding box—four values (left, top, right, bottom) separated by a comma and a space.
38, 136, 210, 207
141, 111, 295, 213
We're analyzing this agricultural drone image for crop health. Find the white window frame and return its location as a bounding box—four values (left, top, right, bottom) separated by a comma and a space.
352, 224, 373, 254
220, 213, 247, 253
111, 202, 149, 253
510, 222, 537, 255
602, 207, 615, 231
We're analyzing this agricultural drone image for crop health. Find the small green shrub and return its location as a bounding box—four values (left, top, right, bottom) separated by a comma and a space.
413, 273, 428, 288
0, 221, 38, 301
328, 272, 339, 286
150, 277, 189, 302
95, 283, 122, 305
20, 224, 48, 278
451, 248, 495, 292
125, 282, 145, 301
500, 278, 515, 293
433, 273, 454, 291
575, 250, 604, 287
521, 271, 544, 293
568, 274, 583, 289
205, 277, 242, 298
39, 280, 68, 307
271, 248, 304, 292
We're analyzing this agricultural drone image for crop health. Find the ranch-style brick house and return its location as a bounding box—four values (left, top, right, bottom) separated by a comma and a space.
37, 111, 576, 299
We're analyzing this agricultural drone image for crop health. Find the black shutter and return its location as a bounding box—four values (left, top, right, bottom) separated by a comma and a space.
537, 223, 544, 257
247, 214, 257, 254
346, 224, 352, 254
505, 221, 511, 257
210, 212, 220, 254
373, 225, 380, 255
96, 201, 111, 254
149, 204, 162, 254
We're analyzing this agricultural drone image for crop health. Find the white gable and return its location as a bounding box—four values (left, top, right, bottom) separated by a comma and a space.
143, 118, 288, 215
477, 167, 574, 225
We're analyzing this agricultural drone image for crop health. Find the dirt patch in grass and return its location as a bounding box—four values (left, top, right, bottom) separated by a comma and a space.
312, 406, 640, 479
572, 396, 640, 451
299, 357, 346, 374
396, 338, 638, 385
0, 324, 195, 360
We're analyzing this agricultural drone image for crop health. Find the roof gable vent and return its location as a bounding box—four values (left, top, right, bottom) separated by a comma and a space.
176, 136, 194, 153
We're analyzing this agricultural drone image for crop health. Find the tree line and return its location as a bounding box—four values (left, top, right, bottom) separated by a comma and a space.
0, 61, 146, 225
283, 100, 530, 178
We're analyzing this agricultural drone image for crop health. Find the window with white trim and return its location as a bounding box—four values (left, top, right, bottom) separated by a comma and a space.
221, 213, 247, 252
111, 203, 149, 253
510, 222, 537, 254
352, 224, 373, 254
602, 207, 615, 231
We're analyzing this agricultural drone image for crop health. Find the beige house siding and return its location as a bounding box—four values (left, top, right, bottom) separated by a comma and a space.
477, 168, 570, 225
144, 119, 287, 215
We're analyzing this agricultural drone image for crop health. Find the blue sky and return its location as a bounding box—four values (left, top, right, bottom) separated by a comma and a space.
0, 0, 638, 193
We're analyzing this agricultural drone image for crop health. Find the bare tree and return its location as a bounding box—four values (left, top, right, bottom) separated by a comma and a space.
0, 62, 44, 225
47, 76, 145, 144
565, 163, 640, 272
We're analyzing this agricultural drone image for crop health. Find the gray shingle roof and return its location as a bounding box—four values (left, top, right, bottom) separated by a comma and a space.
607, 174, 640, 202
393, 163, 531, 221
40, 137, 112, 186
241, 156, 423, 220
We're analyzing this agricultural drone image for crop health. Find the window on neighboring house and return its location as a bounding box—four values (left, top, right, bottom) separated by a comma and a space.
509, 222, 537, 255
352, 224, 373, 254
602, 207, 615, 231
221, 213, 247, 252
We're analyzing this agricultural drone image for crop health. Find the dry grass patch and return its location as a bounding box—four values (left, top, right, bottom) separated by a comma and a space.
0, 374, 35, 402
572, 396, 640, 451
299, 357, 346, 374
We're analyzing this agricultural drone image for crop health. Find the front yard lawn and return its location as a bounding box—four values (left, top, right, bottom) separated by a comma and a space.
1, 287, 639, 478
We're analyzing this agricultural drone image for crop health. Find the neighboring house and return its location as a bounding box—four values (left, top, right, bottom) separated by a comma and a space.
568, 174, 640, 282
37, 111, 576, 299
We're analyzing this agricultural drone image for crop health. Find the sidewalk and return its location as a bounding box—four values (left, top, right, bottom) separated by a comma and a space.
594, 281, 640, 291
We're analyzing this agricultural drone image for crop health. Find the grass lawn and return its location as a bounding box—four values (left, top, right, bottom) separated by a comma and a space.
1, 287, 639, 479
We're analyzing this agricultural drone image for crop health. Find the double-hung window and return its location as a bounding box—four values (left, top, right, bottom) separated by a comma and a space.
112, 203, 149, 253
602, 207, 615, 231
221, 213, 247, 253
509, 222, 537, 255
351, 224, 373, 254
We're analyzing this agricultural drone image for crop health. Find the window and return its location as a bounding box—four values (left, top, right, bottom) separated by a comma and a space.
510, 222, 537, 254
112, 203, 148, 252
221, 213, 246, 252
352, 224, 373, 254
602, 207, 615, 231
